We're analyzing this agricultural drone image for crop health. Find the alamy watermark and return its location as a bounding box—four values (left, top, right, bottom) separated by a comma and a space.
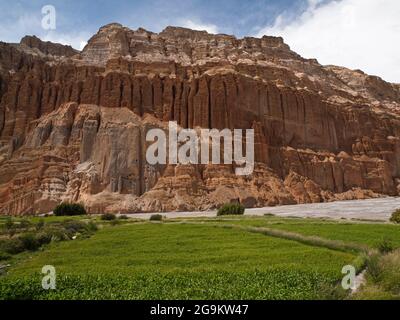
41, 5, 56, 30
41, 265, 56, 290
146, 122, 255, 176
341, 265, 356, 290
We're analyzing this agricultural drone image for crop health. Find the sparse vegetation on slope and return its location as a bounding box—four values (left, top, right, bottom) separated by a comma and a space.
0, 217, 97, 260
353, 249, 400, 299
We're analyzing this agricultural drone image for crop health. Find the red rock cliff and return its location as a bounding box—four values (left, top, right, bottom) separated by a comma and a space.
0, 23, 399, 215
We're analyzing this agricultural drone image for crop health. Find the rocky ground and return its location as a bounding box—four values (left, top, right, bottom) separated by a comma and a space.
0, 23, 400, 215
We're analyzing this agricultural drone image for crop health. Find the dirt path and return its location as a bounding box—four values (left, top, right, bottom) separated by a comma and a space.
126, 197, 400, 221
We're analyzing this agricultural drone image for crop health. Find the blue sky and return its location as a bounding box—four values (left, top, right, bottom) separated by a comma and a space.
0, 0, 399, 83
0, 0, 308, 46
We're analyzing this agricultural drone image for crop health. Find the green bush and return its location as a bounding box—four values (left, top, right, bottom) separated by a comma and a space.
379, 250, 400, 294
149, 214, 163, 221
366, 253, 382, 282
35, 220, 45, 231
377, 238, 394, 254
118, 215, 129, 220
4, 218, 16, 237
110, 220, 120, 226
217, 203, 245, 216
4, 218, 14, 230
86, 221, 98, 232
264, 213, 275, 217
19, 219, 31, 229
0, 251, 11, 261
54, 203, 87, 216
0, 219, 98, 257
18, 234, 40, 251
43, 227, 70, 241
35, 232, 53, 246
1, 238, 25, 254
4, 218, 31, 231
101, 213, 116, 221
62, 220, 89, 234
390, 209, 400, 224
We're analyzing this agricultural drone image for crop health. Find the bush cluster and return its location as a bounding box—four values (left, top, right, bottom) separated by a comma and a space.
0, 220, 97, 256
390, 209, 400, 224
377, 238, 394, 254
217, 203, 245, 216
149, 214, 163, 221
54, 203, 87, 216
100, 213, 116, 221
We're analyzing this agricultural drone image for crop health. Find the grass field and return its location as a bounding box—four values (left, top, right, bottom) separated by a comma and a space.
0, 215, 399, 300
199, 216, 400, 248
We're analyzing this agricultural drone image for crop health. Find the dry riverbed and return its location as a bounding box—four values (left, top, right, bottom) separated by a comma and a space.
127, 197, 400, 221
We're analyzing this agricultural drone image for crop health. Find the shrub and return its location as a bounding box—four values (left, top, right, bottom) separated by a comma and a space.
110, 220, 120, 226
379, 250, 400, 293
317, 282, 347, 300
366, 253, 382, 283
0, 219, 99, 257
100, 213, 116, 221
264, 213, 275, 217
62, 220, 89, 234
4, 218, 16, 237
1, 238, 25, 254
19, 219, 31, 229
149, 214, 163, 221
35, 220, 45, 231
44, 227, 70, 241
217, 203, 245, 216
86, 221, 98, 232
54, 203, 87, 216
52, 221, 95, 239
377, 238, 394, 254
35, 232, 52, 246
118, 215, 129, 220
0, 251, 11, 261
390, 209, 400, 224
18, 234, 40, 251
4, 218, 14, 230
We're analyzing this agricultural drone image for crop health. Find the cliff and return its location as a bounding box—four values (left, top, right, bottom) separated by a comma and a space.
0, 23, 399, 215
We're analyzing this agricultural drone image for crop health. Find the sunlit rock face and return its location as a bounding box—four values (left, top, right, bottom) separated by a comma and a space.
0, 23, 400, 215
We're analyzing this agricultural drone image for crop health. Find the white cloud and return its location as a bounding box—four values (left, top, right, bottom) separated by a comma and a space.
0, 13, 41, 43
180, 19, 219, 34
0, 14, 88, 50
42, 32, 89, 51
257, 0, 400, 83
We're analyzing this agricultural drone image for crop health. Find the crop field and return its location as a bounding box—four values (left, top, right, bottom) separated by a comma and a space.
195, 216, 400, 248
0, 215, 399, 300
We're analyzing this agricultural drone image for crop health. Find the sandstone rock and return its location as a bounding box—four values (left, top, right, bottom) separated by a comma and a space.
20, 36, 78, 57
0, 24, 400, 215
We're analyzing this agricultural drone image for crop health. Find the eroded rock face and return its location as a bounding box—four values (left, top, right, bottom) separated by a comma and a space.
0, 24, 400, 215
20, 36, 78, 57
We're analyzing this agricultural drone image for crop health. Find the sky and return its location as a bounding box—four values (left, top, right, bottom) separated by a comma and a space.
0, 0, 399, 83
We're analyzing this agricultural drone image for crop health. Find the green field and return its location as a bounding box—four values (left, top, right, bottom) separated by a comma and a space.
202, 216, 400, 248
0, 215, 399, 300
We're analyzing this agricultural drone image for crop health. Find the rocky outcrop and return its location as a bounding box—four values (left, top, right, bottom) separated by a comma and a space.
20, 35, 78, 57
0, 24, 399, 215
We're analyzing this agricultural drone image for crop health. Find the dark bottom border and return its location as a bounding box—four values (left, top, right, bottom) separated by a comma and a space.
0, 300, 395, 318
